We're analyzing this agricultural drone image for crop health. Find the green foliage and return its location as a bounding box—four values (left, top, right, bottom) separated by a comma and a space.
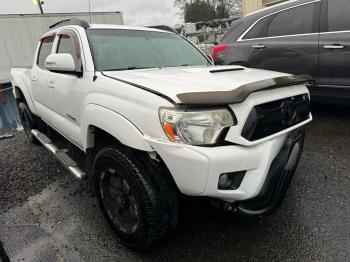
175, 0, 240, 22
184, 0, 216, 22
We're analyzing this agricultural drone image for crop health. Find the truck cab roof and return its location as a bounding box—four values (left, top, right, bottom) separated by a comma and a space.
43, 21, 174, 38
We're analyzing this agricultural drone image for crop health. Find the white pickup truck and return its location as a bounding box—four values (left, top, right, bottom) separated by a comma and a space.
11, 19, 312, 250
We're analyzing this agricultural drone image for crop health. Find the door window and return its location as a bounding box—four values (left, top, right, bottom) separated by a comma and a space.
56, 32, 82, 72
327, 0, 350, 32
242, 3, 317, 40
267, 3, 316, 37
37, 35, 55, 69
243, 16, 271, 40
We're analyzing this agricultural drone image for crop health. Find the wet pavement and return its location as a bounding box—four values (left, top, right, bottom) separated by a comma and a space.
0, 104, 349, 262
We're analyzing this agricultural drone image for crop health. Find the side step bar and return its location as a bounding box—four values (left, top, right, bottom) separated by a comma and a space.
31, 129, 87, 179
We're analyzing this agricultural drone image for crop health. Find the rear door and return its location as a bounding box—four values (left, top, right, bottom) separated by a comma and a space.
32, 34, 55, 115
238, 1, 320, 77
318, 0, 350, 94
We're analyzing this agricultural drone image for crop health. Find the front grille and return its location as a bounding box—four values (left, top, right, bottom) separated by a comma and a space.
242, 94, 310, 141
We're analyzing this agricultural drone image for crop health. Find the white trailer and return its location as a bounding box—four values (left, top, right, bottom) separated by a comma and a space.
0, 12, 124, 84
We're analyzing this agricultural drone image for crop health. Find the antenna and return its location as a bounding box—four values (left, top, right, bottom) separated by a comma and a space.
87, 0, 92, 24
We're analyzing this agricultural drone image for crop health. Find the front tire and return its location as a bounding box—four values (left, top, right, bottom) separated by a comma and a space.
93, 145, 178, 250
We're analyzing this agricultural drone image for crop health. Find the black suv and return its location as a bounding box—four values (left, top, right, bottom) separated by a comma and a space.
214, 0, 350, 105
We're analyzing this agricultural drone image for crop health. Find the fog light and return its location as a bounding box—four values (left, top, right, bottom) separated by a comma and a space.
218, 171, 246, 190
218, 174, 231, 188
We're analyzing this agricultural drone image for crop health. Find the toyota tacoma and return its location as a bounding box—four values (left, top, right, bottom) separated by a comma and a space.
11, 19, 312, 250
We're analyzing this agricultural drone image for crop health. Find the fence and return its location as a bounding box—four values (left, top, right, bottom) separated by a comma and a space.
0, 86, 21, 135
178, 19, 238, 56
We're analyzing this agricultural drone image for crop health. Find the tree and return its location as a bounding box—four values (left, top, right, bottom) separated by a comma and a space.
218, 0, 242, 17
184, 0, 216, 22
175, 0, 242, 22
215, 0, 230, 19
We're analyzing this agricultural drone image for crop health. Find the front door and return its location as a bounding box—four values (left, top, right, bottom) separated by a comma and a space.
317, 0, 350, 98
47, 30, 84, 145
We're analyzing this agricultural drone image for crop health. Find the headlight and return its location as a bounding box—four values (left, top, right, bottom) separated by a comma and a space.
159, 108, 235, 145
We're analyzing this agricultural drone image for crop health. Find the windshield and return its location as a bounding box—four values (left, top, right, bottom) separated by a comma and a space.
87, 29, 211, 71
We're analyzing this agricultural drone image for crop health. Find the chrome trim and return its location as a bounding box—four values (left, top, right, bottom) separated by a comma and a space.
237, 30, 350, 43
238, 32, 319, 42
31, 129, 87, 179
252, 44, 266, 49
238, 0, 321, 42
324, 45, 345, 50
319, 30, 350, 35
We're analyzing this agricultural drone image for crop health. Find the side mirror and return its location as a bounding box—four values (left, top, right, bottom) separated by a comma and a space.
45, 54, 77, 74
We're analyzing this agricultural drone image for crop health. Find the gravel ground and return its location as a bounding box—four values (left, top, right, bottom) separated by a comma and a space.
0, 104, 349, 261
0, 132, 65, 213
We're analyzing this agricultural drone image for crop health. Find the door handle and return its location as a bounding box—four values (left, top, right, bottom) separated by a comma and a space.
48, 80, 55, 89
324, 44, 345, 50
252, 44, 266, 49
31, 75, 37, 82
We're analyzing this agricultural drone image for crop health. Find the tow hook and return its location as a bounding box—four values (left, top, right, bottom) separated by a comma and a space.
210, 199, 238, 213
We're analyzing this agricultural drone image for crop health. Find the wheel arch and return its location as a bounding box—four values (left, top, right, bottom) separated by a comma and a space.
12, 79, 36, 114
82, 104, 153, 152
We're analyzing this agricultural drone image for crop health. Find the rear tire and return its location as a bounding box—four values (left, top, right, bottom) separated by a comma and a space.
17, 102, 39, 144
93, 145, 178, 250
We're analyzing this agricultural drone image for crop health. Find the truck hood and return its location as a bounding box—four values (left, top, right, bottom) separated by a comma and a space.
102, 66, 310, 105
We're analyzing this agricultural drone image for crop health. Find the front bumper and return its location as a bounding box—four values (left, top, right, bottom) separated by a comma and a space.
145, 129, 304, 206
235, 129, 304, 216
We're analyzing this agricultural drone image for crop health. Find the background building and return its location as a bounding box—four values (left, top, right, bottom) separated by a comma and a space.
243, 0, 288, 15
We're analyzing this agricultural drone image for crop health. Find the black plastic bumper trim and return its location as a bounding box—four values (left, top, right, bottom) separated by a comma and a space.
241, 94, 310, 141
236, 129, 305, 217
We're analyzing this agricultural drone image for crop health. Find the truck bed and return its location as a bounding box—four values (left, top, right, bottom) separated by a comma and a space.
11, 67, 32, 83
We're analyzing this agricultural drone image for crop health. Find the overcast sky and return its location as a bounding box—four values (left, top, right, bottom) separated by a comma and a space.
0, 0, 182, 26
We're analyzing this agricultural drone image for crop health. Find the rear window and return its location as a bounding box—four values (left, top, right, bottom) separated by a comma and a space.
268, 3, 315, 37
221, 20, 245, 43
243, 16, 271, 40
327, 0, 350, 32
37, 35, 55, 69
242, 3, 316, 40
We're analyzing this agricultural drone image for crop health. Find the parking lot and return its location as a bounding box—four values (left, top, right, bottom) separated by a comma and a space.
0, 104, 349, 262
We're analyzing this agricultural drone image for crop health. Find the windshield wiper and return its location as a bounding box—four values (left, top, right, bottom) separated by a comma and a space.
103, 66, 156, 71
